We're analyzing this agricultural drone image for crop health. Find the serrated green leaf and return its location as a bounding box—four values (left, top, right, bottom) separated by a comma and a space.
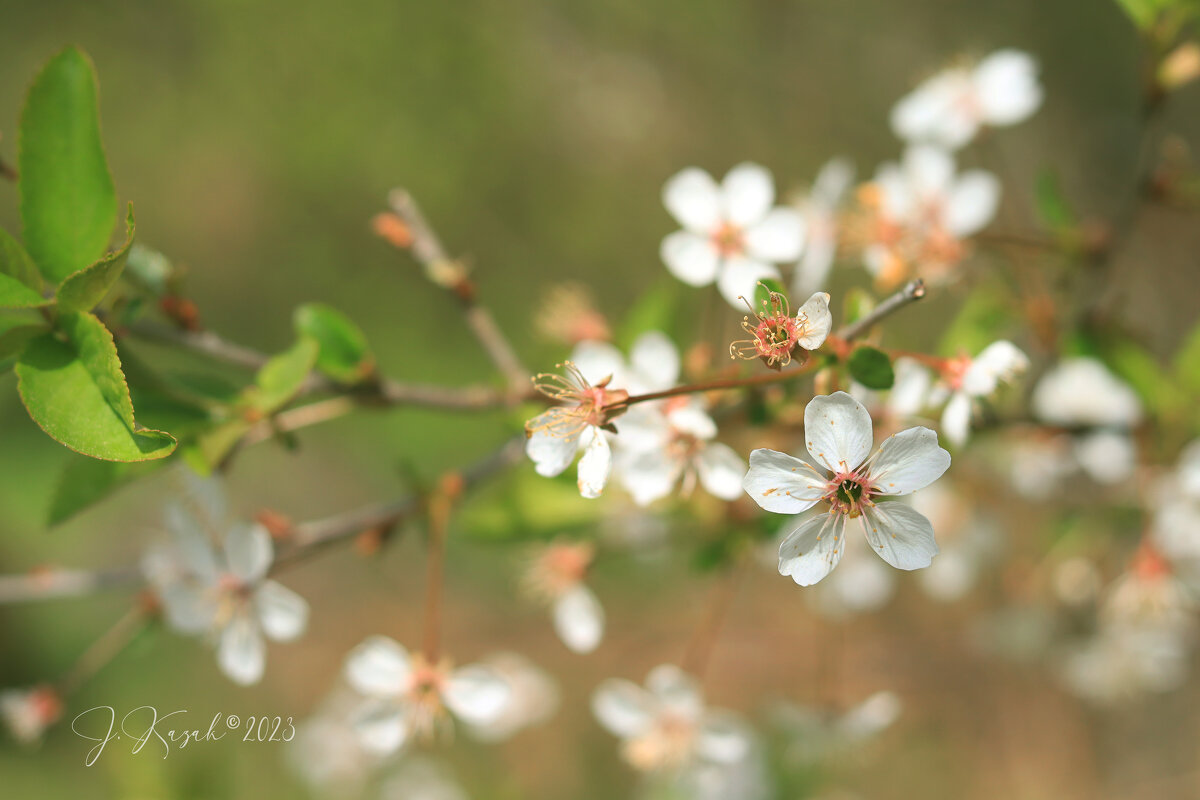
19, 47, 117, 282
245, 337, 319, 414
753, 278, 787, 310
56, 205, 134, 313
48, 457, 160, 526
15, 312, 176, 461
0, 272, 50, 309
0, 228, 43, 291
847, 345, 895, 389
294, 303, 374, 384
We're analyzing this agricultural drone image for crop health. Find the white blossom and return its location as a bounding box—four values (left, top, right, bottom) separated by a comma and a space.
522, 541, 605, 653
661, 163, 806, 307
743, 392, 951, 586
343, 637, 511, 754
933, 341, 1029, 447
0, 686, 61, 744
891, 49, 1043, 149
1031, 357, 1143, 429
792, 158, 855, 296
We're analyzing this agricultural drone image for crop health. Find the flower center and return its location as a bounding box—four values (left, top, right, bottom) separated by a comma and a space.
709, 221, 745, 257
825, 472, 876, 518
730, 286, 810, 369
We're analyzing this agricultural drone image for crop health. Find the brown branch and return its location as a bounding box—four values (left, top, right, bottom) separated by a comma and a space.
387, 189, 530, 390
835, 278, 926, 342
58, 607, 149, 695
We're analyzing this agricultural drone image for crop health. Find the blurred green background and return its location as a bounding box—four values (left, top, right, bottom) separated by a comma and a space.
1, 0, 1199, 797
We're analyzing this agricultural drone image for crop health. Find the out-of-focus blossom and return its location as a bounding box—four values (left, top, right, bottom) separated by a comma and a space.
1101, 542, 1195, 637
523, 541, 605, 653
1060, 627, 1189, 703
1152, 440, 1200, 572
912, 483, 1000, 602
1031, 357, 1143, 429
0, 685, 61, 744
661, 163, 806, 307
729, 289, 832, 369
810, 535, 897, 617
1072, 430, 1137, 485
288, 689, 386, 791
857, 145, 1000, 288
933, 341, 1029, 447
1052, 557, 1103, 607
142, 476, 309, 686
743, 392, 951, 587
792, 158, 855, 296
465, 652, 559, 741
380, 758, 470, 800
774, 691, 902, 764
344, 636, 511, 754
617, 399, 746, 506
570, 330, 679, 396
592, 664, 752, 775
1007, 434, 1078, 499
890, 50, 1043, 149
535, 282, 612, 346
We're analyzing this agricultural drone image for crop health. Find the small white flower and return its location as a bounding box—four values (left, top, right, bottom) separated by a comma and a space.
522, 541, 605, 653
1101, 543, 1195, 637
1072, 429, 1137, 485
1031, 357, 1143, 429
344, 637, 511, 754
0, 686, 61, 744
792, 158, 855, 296
861, 145, 1000, 288
1060, 627, 1189, 703
142, 477, 309, 686
1152, 440, 1200, 571
729, 289, 832, 369
934, 340, 1029, 447
891, 49, 1043, 149
774, 690, 902, 764
743, 392, 951, 586
288, 689, 386, 791
661, 163, 806, 307
380, 758, 470, 800
465, 652, 560, 741
592, 664, 751, 774
617, 400, 746, 506
911, 482, 999, 601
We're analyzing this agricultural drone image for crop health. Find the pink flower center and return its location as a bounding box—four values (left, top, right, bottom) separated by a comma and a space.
823, 470, 877, 518
709, 221, 745, 257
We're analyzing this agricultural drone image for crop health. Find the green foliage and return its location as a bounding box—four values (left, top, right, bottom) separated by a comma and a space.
847, 345, 895, 389
1175, 320, 1200, 395
0, 272, 49, 309
47, 458, 159, 526
939, 282, 1019, 356
457, 468, 604, 541
15, 313, 176, 461
245, 336, 319, 414
18, 47, 117, 283
617, 279, 680, 350
294, 303, 374, 384
1114, 0, 1189, 28
1034, 170, 1076, 235
0, 228, 44, 292
56, 206, 135, 313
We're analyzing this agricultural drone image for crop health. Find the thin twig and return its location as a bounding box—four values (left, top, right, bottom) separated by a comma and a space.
835, 279, 926, 342
388, 189, 530, 390
57, 607, 149, 695
0, 566, 142, 603
621, 360, 822, 408
680, 562, 743, 682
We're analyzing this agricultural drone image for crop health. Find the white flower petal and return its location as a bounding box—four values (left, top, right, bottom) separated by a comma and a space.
159, 583, 219, 634
164, 504, 221, 580
890, 75, 961, 143
663, 167, 722, 232
944, 170, 1000, 237
696, 442, 747, 501
217, 612, 266, 685
255, 580, 309, 642
223, 522, 273, 583
744, 208, 805, 262
795, 291, 833, 351
1031, 357, 1143, 428
696, 712, 753, 764
721, 163, 775, 225
592, 679, 654, 738
553, 585, 605, 653
570, 340, 626, 387
577, 427, 612, 499
940, 392, 973, 448
905, 145, 955, 198
778, 513, 847, 586
869, 427, 952, 495
613, 406, 671, 451
345, 636, 412, 697
742, 449, 827, 514
888, 359, 932, 417
962, 340, 1028, 396
525, 418, 581, 478
716, 257, 780, 308
618, 447, 682, 506
861, 502, 939, 571
646, 665, 703, 719
804, 392, 874, 474
444, 665, 512, 726
974, 49, 1043, 126
667, 403, 718, 440
353, 700, 409, 754
629, 330, 680, 389
661, 231, 720, 287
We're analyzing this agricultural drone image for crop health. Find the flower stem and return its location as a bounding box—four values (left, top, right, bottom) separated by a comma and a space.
421, 473, 463, 662
58, 606, 149, 695
620, 360, 821, 408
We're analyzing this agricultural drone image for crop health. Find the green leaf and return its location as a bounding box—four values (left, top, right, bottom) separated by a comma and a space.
1113, 0, 1174, 28
1034, 170, 1075, 234
244, 337, 319, 414
0, 323, 47, 373
48, 457, 159, 526
842, 287, 876, 327
847, 345, 895, 389
753, 278, 787, 310
293, 303, 374, 384
15, 312, 176, 461
0, 272, 50, 309
56, 205, 134, 313
1175, 320, 1200, 395
617, 279, 680, 350
19, 47, 117, 282
183, 419, 252, 476
0, 227, 43, 291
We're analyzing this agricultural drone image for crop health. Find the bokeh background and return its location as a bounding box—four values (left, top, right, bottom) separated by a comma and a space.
1, 0, 1199, 797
